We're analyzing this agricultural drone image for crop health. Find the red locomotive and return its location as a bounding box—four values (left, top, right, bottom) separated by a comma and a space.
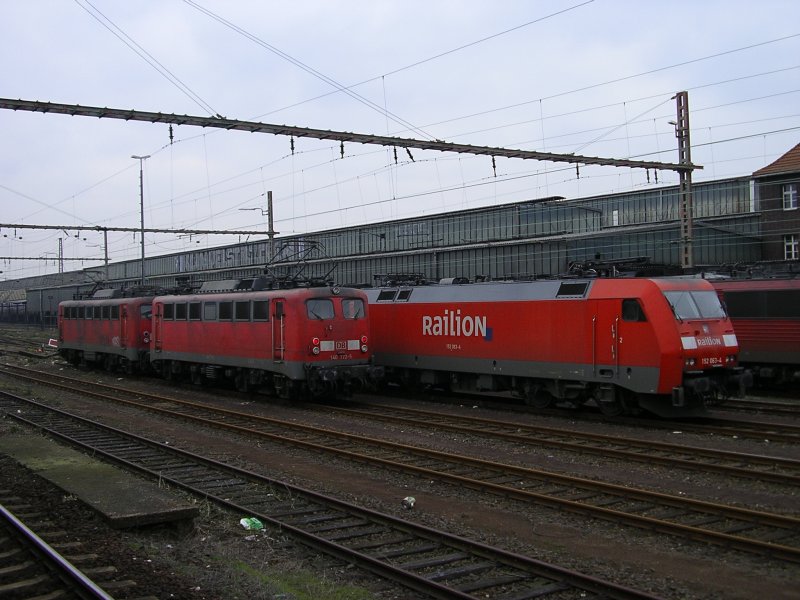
58, 279, 380, 398
710, 277, 800, 385
58, 292, 153, 373
150, 282, 377, 397
366, 277, 751, 417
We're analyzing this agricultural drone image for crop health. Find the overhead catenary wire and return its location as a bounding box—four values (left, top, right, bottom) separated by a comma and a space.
74, 0, 219, 117
182, 0, 436, 142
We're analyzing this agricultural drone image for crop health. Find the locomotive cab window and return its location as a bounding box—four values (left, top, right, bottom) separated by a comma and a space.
396, 289, 413, 301
102, 306, 110, 319
189, 302, 201, 321
342, 298, 365, 319
219, 301, 233, 320
307, 298, 334, 320
93, 306, 102, 319
163, 303, 174, 320
111, 305, 119, 319
664, 291, 726, 320
235, 301, 250, 321
175, 303, 187, 320
622, 299, 647, 322
253, 300, 269, 321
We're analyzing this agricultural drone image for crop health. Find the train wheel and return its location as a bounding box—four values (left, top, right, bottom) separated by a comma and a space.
523, 383, 554, 409
162, 361, 174, 382
598, 399, 625, 417
102, 354, 115, 372
234, 369, 250, 393
189, 365, 204, 386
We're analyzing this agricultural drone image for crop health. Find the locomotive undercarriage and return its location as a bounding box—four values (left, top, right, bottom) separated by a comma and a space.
150, 359, 379, 400
518, 378, 635, 417
59, 348, 142, 375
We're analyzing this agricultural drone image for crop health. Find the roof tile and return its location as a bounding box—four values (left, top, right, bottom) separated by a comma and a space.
752, 142, 800, 177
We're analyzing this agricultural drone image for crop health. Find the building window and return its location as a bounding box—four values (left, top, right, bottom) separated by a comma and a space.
785, 234, 799, 260
784, 183, 798, 210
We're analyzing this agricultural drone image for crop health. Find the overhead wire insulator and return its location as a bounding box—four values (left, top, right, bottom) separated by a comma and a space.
290, 136, 295, 155
576, 163, 580, 179
169, 124, 174, 145
492, 156, 496, 177
340, 140, 344, 158
393, 147, 398, 164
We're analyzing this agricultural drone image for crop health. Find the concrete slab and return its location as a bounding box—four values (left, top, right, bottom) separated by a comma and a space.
0, 434, 198, 529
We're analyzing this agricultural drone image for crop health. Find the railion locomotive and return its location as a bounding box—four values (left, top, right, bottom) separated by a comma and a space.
58, 279, 380, 398
366, 277, 751, 417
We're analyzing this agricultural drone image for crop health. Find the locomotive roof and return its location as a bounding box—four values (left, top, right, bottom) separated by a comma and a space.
365, 277, 716, 303
60, 296, 154, 306
152, 285, 365, 302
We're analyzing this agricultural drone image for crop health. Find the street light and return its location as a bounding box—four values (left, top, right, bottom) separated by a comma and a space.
132, 154, 150, 286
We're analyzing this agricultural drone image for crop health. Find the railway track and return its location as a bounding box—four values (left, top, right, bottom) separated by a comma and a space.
3, 364, 800, 565
404, 388, 800, 444
717, 397, 800, 417
0, 498, 130, 600
315, 401, 800, 486
0, 391, 661, 600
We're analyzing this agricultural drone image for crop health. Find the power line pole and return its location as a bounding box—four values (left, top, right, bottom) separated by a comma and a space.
673, 91, 694, 270
132, 154, 150, 285
267, 190, 278, 261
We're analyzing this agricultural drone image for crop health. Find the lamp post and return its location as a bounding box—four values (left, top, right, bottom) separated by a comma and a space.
132, 154, 150, 286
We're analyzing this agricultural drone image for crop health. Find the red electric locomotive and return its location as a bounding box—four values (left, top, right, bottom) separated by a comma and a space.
58, 291, 153, 373
150, 282, 379, 398
366, 277, 751, 417
711, 278, 800, 385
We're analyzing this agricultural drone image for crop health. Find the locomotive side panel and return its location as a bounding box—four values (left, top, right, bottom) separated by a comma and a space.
371, 297, 665, 385
368, 278, 747, 416
151, 287, 376, 397
367, 281, 668, 398
58, 297, 152, 369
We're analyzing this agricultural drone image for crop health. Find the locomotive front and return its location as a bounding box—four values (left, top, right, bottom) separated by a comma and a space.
655, 280, 752, 409
295, 286, 382, 396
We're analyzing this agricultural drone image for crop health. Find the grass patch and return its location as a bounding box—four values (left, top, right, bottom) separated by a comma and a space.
233, 560, 374, 600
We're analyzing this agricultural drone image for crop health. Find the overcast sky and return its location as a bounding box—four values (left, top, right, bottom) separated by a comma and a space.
1, 0, 799, 281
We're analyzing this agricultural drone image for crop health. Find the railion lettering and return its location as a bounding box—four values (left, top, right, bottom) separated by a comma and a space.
421, 309, 487, 338
696, 336, 722, 347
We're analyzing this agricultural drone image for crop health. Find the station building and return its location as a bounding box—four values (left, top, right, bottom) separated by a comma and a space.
2, 142, 799, 324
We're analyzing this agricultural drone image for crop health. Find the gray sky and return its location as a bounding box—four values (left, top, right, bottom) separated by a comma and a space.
2, 0, 799, 280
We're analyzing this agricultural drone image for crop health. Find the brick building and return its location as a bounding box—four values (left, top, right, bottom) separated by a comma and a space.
753, 142, 800, 261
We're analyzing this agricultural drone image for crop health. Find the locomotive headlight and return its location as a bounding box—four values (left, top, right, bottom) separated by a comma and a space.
685, 358, 696, 367
311, 337, 321, 355
360, 335, 368, 353
312, 346, 321, 355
